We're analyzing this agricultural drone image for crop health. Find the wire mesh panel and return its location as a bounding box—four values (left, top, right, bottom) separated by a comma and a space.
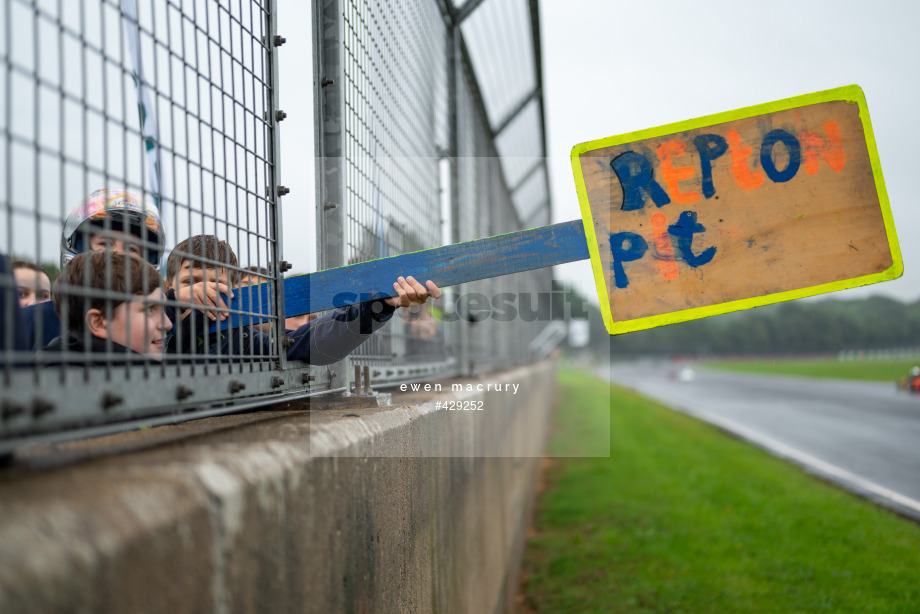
0, 0, 330, 453
314, 0, 555, 386
315, 0, 456, 388
342, 0, 449, 383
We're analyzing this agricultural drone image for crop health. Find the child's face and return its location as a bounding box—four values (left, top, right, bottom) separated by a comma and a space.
88, 230, 144, 259
107, 288, 173, 360
172, 260, 231, 289
14, 268, 52, 307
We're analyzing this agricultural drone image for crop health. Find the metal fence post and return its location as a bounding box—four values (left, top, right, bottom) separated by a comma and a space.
445, 18, 470, 377
266, 0, 287, 370
313, 0, 348, 392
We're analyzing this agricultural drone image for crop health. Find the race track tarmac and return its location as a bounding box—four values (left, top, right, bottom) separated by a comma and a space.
604, 362, 920, 521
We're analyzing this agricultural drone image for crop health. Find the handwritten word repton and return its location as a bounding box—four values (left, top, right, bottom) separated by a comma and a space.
608, 120, 845, 289
572, 87, 899, 335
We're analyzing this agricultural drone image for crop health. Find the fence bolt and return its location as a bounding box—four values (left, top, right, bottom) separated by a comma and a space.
302, 374, 316, 384
272, 375, 285, 388
323, 201, 337, 211
1, 402, 26, 421
229, 380, 246, 394
275, 110, 287, 121
280, 260, 293, 272
328, 369, 337, 379
282, 337, 295, 349
321, 76, 334, 87
101, 393, 122, 411
277, 185, 290, 197
176, 386, 194, 401
32, 399, 54, 418
273, 35, 286, 47
32, 399, 55, 418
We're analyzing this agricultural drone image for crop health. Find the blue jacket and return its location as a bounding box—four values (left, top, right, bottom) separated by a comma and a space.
28, 291, 396, 365
163, 290, 396, 364
22, 300, 60, 351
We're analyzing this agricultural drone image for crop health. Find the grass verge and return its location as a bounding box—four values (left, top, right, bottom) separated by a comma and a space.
518, 369, 920, 613
704, 359, 917, 382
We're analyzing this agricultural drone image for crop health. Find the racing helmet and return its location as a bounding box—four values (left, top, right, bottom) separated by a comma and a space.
60, 189, 165, 268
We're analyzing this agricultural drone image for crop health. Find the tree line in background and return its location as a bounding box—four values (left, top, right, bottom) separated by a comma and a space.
557, 283, 920, 358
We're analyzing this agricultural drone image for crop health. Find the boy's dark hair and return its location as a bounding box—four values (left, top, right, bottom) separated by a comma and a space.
55, 251, 163, 334
166, 235, 239, 286
11, 259, 50, 279
244, 265, 270, 277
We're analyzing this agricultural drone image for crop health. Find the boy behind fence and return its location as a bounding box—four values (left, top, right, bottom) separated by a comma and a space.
11, 259, 52, 308
165, 234, 440, 364
24, 189, 167, 350
45, 251, 172, 362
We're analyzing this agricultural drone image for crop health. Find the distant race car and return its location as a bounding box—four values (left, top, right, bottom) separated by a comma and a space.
895, 366, 920, 393
668, 365, 696, 383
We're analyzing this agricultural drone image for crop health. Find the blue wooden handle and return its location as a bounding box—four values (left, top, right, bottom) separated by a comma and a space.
216, 219, 589, 329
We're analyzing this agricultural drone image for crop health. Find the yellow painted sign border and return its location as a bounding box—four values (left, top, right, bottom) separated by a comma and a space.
571, 85, 903, 336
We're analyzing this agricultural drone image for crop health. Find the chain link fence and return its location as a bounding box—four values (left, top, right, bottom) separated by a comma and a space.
0, 0, 553, 452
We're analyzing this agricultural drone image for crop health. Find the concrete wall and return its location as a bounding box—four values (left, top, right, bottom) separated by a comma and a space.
0, 362, 555, 614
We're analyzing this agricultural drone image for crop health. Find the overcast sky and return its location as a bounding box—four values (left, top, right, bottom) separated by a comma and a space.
540, 0, 920, 303
280, 0, 920, 304
6, 1, 914, 307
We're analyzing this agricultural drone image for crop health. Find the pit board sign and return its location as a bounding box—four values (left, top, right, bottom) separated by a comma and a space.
571, 85, 902, 335
220, 86, 901, 338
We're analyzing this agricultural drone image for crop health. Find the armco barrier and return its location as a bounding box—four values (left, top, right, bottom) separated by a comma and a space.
0, 361, 555, 614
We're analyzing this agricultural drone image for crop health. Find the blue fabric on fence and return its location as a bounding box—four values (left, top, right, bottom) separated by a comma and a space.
21, 300, 61, 351
1, 254, 30, 352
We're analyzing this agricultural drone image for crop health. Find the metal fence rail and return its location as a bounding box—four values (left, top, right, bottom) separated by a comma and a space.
0, 0, 553, 453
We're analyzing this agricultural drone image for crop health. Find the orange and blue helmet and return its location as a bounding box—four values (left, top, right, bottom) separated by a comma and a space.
60, 189, 165, 268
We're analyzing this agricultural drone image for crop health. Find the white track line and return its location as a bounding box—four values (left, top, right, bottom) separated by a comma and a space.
606, 369, 920, 520
672, 401, 920, 519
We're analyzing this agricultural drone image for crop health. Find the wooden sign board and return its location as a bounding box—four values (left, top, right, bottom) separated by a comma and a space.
571, 85, 902, 335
